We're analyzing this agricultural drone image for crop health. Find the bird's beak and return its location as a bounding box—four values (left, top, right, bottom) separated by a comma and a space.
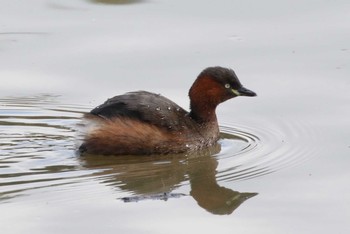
232, 87, 257, 97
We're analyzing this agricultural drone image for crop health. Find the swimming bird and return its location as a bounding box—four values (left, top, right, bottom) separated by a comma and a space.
79, 66, 256, 155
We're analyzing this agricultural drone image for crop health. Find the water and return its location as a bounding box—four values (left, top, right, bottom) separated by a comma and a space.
1, 0, 350, 233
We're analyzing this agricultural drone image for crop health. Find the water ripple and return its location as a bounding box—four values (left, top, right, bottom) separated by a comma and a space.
216, 120, 318, 181
0, 95, 319, 203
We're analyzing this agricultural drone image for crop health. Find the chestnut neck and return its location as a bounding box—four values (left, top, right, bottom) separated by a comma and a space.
189, 102, 218, 124
188, 76, 224, 124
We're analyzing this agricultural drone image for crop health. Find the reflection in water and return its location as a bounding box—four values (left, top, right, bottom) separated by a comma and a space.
188, 154, 257, 215
1, 94, 312, 216
80, 145, 257, 215
88, 0, 146, 5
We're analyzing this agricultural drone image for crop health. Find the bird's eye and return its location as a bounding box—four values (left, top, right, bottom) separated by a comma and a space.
224, 84, 230, 89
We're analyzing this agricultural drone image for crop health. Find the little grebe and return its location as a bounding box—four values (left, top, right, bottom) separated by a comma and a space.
79, 66, 256, 155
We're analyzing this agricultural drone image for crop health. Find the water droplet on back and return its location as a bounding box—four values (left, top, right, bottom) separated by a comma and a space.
156, 107, 161, 111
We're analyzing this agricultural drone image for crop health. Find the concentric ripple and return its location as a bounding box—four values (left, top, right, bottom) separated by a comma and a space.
0, 94, 319, 202
215, 120, 318, 181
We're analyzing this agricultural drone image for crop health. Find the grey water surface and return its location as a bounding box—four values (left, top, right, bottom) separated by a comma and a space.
1, 0, 349, 233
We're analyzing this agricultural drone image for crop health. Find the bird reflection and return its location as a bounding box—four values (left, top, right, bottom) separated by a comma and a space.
79, 144, 257, 215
